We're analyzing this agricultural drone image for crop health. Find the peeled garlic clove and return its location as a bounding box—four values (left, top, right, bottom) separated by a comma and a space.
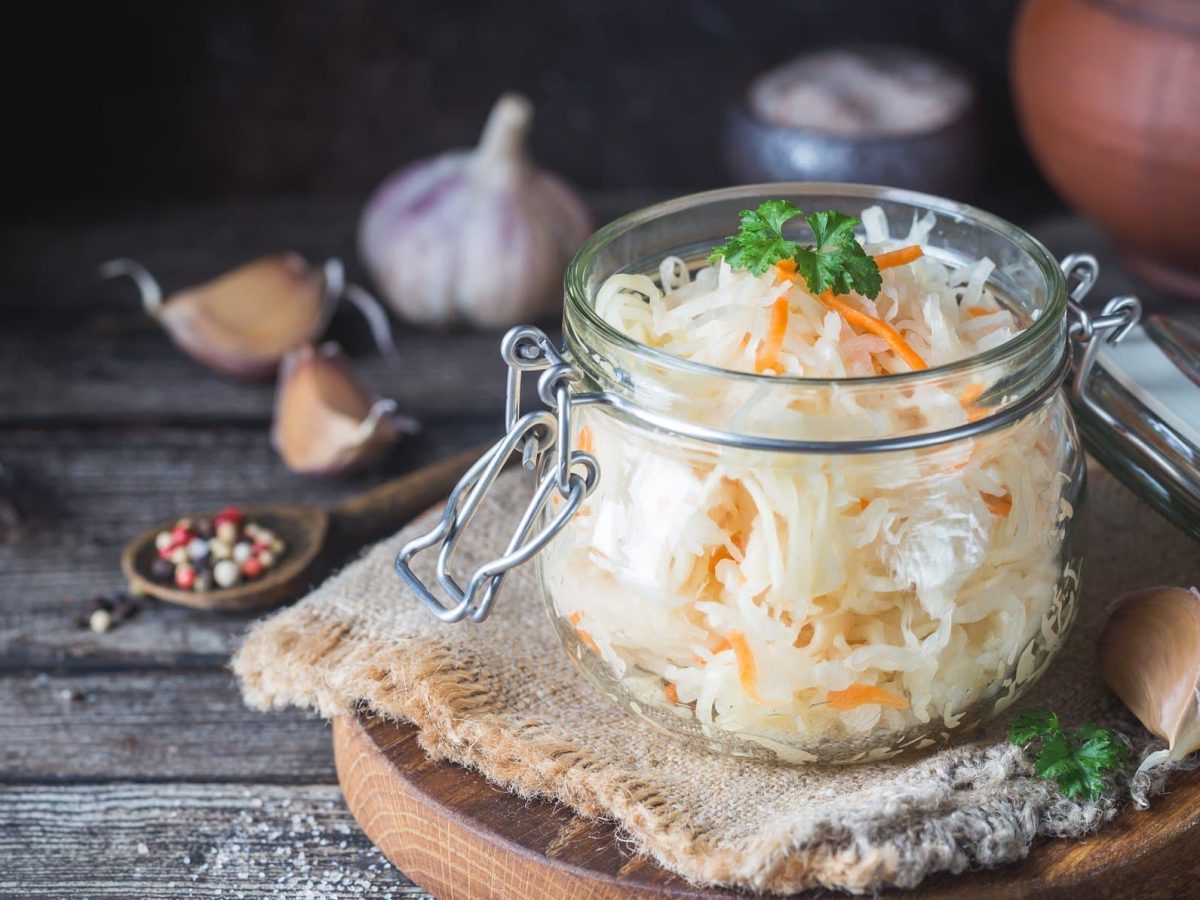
271, 342, 417, 476
100, 256, 394, 380
358, 92, 592, 329
1098, 586, 1200, 773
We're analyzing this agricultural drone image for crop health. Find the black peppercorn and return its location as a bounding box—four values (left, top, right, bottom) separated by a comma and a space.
150, 557, 174, 582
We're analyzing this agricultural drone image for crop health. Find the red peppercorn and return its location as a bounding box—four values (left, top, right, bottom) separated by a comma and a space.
241, 558, 263, 580
174, 565, 197, 590
170, 525, 194, 547
214, 506, 244, 527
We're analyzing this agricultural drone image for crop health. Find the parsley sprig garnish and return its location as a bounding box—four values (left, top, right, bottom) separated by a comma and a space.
1008, 708, 1126, 801
708, 200, 882, 299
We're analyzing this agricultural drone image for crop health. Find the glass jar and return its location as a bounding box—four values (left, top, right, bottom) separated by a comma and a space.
398, 185, 1111, 765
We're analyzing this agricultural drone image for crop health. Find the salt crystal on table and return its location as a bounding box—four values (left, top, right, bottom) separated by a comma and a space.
749, 48, 972, 139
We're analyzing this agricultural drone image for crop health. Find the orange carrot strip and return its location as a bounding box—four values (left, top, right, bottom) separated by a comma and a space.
827, 684, 909, 711
726, 630, 765, 704
569, 611, 600, 654
663, 683, 679, 704
774, 259, 797, 282
966, 307, 993, 318
709, 636, 732, 655
982, 492, 1013, 517
873, 245, 924, 270
691, 654, 708, 666
818, 290, 927, 371
707, 546, 733, 578
958, 382, 985, 407
577, 425, 593, 453
755, 297, 790, 373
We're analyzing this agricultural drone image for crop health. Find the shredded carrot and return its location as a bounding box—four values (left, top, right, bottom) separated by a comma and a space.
982, 492, 1013, 517
826, 684, 909, 711
774, 259, 797, 282
873, 245, 924, 270
726, 630, 765, 704
817, 290, 927, 371
707, 546, 733, 578
958, 382, 985, 407
966, 307, 992, 318
663, 683, 679, 704
691, 654, 708, 666
856, 498, 870, 513
709, 636, 732, 655
577, 425, 592, 453
569, 611, 599, 654
755, 297, 790, 373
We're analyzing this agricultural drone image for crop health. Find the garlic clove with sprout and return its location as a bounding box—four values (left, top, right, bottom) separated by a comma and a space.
271, 342, 417, 476
1097, 586, 1200, 774
358, 92, 592, 329
100, 255, 394, 380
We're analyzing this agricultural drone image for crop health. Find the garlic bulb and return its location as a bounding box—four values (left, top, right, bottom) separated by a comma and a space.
100, 255, 394, 380
272, 342, 417, 476
358, 92, 592, 328
1098, 586, 1200, 774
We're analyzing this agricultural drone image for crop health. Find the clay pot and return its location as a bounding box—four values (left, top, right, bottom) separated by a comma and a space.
1011, 0, 1200, 297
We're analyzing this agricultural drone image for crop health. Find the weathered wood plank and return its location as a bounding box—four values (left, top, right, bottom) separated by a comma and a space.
5, 321, 556, 426
0, 672, 334, 782
0, 423, 494, 669
3, 192, 655, 321
0, 783, 430, 898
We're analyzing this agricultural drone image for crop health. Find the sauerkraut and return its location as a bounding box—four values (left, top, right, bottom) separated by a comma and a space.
541, 206, 1081, 761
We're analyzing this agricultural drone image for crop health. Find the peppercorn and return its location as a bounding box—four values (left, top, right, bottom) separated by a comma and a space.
213, 559, 241, 588
241, 557, 263, 580
215, 520, 239, 545
150, 557, 175, 582
89, 608, 113, 633
174, 564, 196, 590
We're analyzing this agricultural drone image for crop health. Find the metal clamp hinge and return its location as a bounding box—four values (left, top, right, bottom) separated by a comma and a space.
395, 326, 599, 624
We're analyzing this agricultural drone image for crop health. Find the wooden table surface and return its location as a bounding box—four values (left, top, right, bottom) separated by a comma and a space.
0, 192, 1180, 898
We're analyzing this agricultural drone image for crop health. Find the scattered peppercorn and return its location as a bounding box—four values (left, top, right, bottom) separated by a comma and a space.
71, 590, 147, 632
150, 508, 285, 593
89, 608, 113, 633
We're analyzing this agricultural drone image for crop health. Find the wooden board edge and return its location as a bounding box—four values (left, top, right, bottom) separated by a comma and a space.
332, 714, 726, 900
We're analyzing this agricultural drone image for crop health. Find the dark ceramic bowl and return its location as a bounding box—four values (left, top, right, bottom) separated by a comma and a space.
722, 48, 982, 200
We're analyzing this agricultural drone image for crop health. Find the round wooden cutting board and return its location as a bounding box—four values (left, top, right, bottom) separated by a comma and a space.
333, 713, 1200, 899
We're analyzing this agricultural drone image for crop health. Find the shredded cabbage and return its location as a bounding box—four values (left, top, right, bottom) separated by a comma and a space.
544, 206, 1079, 759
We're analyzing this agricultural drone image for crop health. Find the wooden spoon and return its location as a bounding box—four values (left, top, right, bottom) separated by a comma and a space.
121, 446, 483, 611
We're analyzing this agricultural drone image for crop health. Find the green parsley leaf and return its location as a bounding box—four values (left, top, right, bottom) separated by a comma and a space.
708, 200, 803, 275
1008, 709, 1126, 801
793, 210, 882, 299
707, 201, 882, 297
1008, 707, 1059, 746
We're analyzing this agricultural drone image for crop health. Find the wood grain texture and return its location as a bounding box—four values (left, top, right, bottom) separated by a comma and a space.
334, 713, 1200, 900
0, 672, 334, 783
0, 423, 494, 669
5, 324, 526, 425
0, 783, 428, 898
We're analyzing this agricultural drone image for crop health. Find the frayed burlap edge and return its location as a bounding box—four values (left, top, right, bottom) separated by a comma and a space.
232, 599, 1189, 895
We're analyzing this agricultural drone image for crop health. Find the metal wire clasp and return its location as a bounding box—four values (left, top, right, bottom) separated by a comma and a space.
1060, 253, 1142, 412
395, 326, 599, 624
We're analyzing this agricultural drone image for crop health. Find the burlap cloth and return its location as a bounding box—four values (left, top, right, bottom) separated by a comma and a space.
234, 460, 1200, 894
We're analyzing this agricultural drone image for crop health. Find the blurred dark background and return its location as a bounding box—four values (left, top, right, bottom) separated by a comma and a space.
10, 0, 1049, 222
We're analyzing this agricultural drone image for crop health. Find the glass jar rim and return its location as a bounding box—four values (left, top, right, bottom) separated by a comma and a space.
563, 182, 1067, 389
